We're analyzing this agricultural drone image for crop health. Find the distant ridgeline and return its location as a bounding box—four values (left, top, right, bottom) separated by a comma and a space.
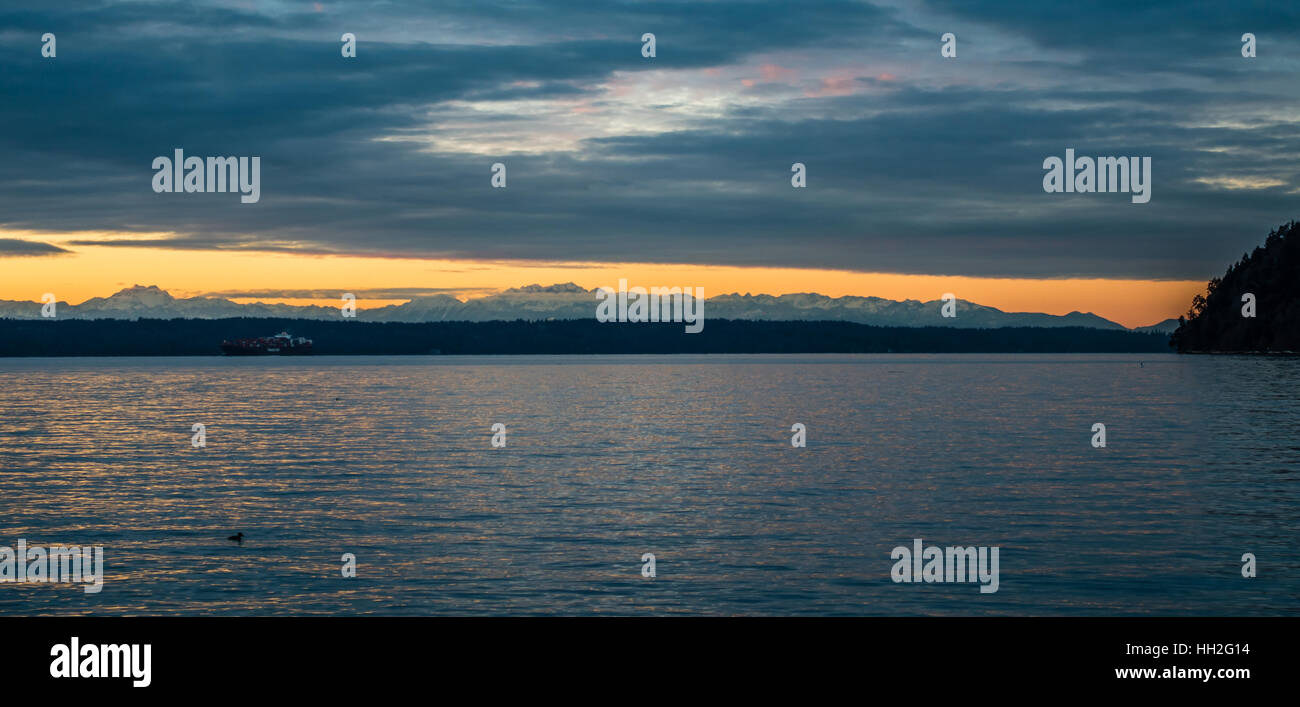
1173, 221, 1300, 353
0, 319, 1168, 356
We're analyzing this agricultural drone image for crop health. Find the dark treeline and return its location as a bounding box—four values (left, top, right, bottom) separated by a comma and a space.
0, 318, 1169, 356
1173, 220, 1300, 352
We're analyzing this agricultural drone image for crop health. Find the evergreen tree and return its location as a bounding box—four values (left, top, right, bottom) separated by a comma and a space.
1172, 221, 1300, 352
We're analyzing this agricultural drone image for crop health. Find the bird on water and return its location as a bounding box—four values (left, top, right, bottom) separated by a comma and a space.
228, 532, 245, 544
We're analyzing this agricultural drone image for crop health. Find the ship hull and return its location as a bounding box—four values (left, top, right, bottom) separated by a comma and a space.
220, 339, 313, 355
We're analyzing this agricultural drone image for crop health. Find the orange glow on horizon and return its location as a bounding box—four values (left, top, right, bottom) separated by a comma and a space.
0, 233, 1202, 328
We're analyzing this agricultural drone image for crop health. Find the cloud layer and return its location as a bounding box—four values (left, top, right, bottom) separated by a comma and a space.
2, 0, 1298, 278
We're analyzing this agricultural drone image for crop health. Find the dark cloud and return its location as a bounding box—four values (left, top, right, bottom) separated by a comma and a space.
1, 0, 1296, 279
0, 238, 70, 256
923, 0, 1300, 53
0, 237, 69, 257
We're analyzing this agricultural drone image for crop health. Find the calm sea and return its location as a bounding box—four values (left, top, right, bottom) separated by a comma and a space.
0, 354, 1295, 615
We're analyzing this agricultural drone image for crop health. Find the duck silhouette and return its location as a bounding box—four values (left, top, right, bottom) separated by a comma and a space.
227, 532, 245, 544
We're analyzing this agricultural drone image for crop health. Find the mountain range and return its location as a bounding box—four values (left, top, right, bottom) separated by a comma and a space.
0, 284, 1179, 332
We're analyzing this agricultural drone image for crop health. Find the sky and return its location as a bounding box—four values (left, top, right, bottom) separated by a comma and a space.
1, 0, 1298, 327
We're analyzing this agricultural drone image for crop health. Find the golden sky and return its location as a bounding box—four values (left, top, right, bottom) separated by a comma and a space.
1, 230, 1199, 328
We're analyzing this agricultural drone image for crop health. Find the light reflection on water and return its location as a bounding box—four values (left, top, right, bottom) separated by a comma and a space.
0, 354, 1295, 615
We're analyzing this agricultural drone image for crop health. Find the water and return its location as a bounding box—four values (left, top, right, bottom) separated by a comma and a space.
0, 354, 1295, 615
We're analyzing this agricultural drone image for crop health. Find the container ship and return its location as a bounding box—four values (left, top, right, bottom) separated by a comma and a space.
220, 331, 313, 355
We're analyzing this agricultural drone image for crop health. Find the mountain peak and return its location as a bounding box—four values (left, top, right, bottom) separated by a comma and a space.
110, 284, 175, 301
503, 283, 589, 294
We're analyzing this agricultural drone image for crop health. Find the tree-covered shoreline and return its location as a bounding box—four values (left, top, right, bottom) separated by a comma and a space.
1173, 221, 1300, 353
0, 318, 1169, 356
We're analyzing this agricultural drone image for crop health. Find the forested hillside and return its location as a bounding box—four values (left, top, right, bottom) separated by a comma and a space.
1173, 221, 1300, 352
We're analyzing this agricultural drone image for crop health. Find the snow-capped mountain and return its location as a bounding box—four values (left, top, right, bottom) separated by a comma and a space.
692, 292, 1126, 330
0, 283, 1138, 330
0, 285, 343, 320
